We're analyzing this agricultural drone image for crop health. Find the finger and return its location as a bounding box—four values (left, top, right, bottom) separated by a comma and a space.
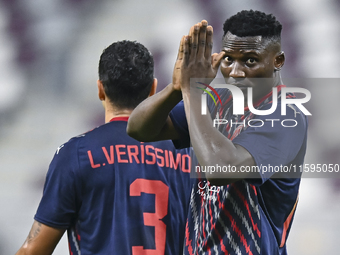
197, 20, 208, 60
189, 24, 194, 38
176, 36, 186, 62
205, 25, 213, 60
211, 52, 225, 71
188, 23, 198, 56
183, 35, 190, 65
189, 23, 200, 62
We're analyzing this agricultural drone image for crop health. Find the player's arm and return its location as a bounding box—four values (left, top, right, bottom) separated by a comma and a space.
127, 83, 182, 142
179, 21, 256, 185
127, 37, 188, 142
15, 220, 65, 255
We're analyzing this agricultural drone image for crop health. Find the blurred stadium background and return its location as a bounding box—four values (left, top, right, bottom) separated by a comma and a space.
0, 0, 339, 254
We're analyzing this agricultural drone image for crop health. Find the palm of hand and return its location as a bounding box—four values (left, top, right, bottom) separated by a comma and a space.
172, 21, 224, 91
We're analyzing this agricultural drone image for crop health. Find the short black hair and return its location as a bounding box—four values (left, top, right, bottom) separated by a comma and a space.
98, 40, 154, 109
223, 10, 282, 41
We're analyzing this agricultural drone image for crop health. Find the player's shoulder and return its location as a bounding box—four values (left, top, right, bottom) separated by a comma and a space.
284, 103, 308, 119
51, 126, 100, 166
252, 99, 308, 136
68, 121, 119, 142
55, 120, 135, 155
278, 102, 309, 129
53, 124, 105, 155
53, 132, 85, 158
261, 99, 308, 121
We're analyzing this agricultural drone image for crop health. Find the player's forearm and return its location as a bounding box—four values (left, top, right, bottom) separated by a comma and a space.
182, 88, 255, 184
15, 246, 52, 255
15, 221, 65, 255
127, 83, 182, 141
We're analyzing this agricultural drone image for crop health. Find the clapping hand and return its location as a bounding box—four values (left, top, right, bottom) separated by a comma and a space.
172, 20, 225, 92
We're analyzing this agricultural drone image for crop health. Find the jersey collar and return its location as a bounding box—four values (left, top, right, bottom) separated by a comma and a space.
109, 116, 129, 122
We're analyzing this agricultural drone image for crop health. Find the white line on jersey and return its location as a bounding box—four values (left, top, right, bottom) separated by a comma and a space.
56, 144, 64, 154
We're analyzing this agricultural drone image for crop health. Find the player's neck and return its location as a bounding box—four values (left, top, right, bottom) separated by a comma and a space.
105, 107, 132, 123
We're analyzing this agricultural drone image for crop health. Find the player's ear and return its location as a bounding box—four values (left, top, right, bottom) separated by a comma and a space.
97, 80, 106, 101
274, 51, 285, 71
148, 78, 158, 97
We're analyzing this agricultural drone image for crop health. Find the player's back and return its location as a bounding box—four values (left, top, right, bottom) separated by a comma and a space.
35, 117, 193, 255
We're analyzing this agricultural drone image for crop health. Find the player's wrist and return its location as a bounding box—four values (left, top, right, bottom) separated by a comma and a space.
168, 83, 183, 100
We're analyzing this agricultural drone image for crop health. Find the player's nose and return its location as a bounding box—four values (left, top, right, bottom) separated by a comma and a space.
229, 62, 245, 78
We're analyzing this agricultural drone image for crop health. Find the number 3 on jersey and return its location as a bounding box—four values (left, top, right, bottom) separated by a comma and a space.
130, 179, 169, 255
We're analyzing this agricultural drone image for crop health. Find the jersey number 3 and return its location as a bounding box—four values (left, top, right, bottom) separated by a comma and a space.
130, 179, 169, 255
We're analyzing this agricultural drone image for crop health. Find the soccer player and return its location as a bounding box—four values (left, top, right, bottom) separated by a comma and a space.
127, 10, 308, 255
15, 40, 193, 255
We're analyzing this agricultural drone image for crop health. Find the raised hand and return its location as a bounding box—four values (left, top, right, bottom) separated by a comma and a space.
172, 35, 187, 91
172, 20, 225, 92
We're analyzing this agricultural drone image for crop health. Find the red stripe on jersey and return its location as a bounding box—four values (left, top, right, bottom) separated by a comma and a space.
110, 116, 129, 122
251, 184, 257, 196
280, 194, 299, 247
223, 208, 253, 255
232, 184, 261, 238
202, 199, 207, 240
68, 242, 73, 255
217, 230, 229, 255
222, 94, 233, 108
185, 220, 194, 255
197, 194, 205, 253
209, 188, 214, 236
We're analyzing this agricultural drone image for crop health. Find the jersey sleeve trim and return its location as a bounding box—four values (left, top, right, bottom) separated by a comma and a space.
34, 216, 69, 229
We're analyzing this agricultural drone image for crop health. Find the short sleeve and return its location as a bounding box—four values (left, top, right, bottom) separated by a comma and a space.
232, 104, 308, 185
34, 138, 81, 228
169, 101, 190, 149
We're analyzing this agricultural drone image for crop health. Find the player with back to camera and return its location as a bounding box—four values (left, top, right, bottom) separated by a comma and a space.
15, 40, 193, 255
127, 10, 308, 255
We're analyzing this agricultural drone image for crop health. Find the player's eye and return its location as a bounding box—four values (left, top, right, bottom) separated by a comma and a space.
246, 58, 256, 65
224, 56, 233, 62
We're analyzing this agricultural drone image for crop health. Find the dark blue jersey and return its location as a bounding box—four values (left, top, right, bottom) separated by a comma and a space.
34, 117, 194, 255
170, 86, 308, 255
